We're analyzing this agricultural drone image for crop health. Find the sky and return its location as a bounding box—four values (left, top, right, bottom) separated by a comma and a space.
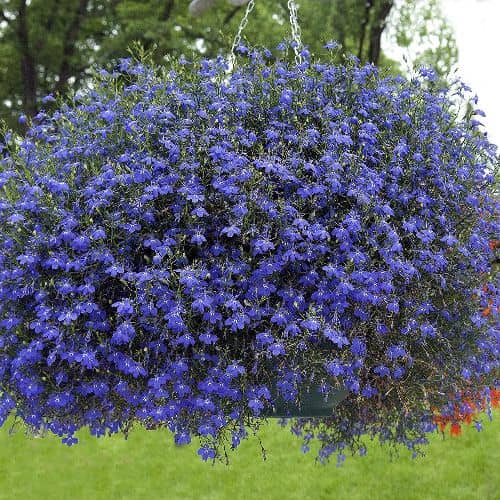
441, 0, 500, 147
384, 0, 500, 147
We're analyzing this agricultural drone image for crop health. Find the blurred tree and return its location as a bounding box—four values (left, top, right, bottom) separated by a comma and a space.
388, 0, 458, 76
0, 0, 117, 127
0, 0, 456, 130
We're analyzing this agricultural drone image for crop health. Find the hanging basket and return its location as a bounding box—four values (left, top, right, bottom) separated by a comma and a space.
263, 385, 349, 418
0, 42, 498, 463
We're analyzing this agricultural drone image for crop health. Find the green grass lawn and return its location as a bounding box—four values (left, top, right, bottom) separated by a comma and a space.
0, 411, 498, 500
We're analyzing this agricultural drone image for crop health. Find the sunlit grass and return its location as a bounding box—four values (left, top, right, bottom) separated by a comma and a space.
0, 411, 498, 500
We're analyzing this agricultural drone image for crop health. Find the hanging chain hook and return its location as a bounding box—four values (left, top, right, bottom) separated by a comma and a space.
229, 0, 256, 69
229, 0, 303, 68
287, 0, 303, 65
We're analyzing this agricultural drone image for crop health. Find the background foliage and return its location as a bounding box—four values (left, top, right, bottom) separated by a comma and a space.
0, 0, 457, 130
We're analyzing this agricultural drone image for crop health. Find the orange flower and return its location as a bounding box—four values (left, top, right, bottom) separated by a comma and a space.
488, 239, 500, 251
491, 388, 500, 408
482, 305, 492, 317
433, 387, 498, 436
433, 280, 498, 437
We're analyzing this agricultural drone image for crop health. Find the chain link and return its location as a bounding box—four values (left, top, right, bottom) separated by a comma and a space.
229, 0, 256, 69
229, 0, 303, 68
287, 0, 303, 64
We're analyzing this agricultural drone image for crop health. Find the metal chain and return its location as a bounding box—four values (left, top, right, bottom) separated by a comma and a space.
229, 0, 303, 68
229, 0, 256, 68
287, 0, 303, 64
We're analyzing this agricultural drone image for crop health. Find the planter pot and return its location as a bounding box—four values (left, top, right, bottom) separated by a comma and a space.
263, 386, 349, 418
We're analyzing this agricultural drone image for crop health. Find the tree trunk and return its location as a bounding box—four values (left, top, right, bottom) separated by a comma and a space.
367, 0, 393, 65
17, 0, 37, 117
55, 0, 89, 93
333, 0, 347, 50
160, 0, 176, 21
358, 0, 373, 61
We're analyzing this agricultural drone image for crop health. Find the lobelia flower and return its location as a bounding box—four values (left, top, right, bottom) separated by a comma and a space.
0, 42, 498, 465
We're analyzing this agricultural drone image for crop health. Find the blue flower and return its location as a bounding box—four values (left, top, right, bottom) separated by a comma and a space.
111, 322, 135, 345
324, 328, 349, 347
268, 342, 285, 356
41, 94, 56, 104
0, 45, 497, 465
174, 431, 191, 446
70, 236, 90, 252
279, 90, 294, 107
47, 391, 74, 408
350, 338, 367, 358
386, 345, 406, 360
99, 110, 116, 123
420, 323, 437, 338
197, 446, 216, 461
255, 331, 274, 347
387, 301, 400, 314
324, 41, 340, 50
248, 398, 264, 415
112, 300, 134, 316
62, 436, 78, 446
326, 360, 345, 377
221, 226, 241, 238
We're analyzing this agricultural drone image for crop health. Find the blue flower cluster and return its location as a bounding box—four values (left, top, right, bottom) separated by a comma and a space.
0, 44, 498, 462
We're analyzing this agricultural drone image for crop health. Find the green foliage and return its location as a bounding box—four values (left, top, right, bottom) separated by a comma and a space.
0, 0, 458, 131
0, 412, 498, 499
389, 0, 458, 76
